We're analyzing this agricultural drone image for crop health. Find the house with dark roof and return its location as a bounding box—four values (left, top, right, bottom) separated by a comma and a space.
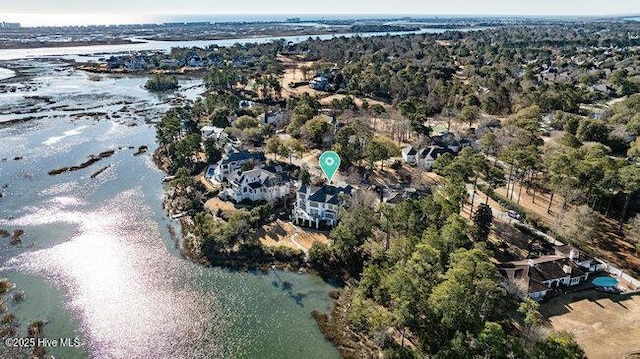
553, 245, 607, 273
200, 126, 228, 142
213, 150, 266, 182
309, 76, 329, 91
417, 146, 455, 170
159, 58, 183, 69
381, 187, 425, 206
293, 184, 354, 228
222, 165, 291, 203
402, 146, 418, 164
105, 56, 124, 69
500, 253, 594, 301
124, 56, 148, 70
187, 56, 205, 67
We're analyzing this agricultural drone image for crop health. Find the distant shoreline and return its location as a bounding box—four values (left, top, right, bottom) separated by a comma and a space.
0, 39, 144, 50
0, 25, 426, 50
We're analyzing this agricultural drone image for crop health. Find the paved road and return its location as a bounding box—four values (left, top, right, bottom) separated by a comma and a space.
287, 148, 351, 186
466, 183, 565, 246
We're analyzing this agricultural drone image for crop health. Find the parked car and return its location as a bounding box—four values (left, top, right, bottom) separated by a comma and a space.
508, 210, 522, 220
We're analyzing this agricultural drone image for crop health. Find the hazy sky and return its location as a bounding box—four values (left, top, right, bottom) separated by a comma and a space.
3, 0, 639, 26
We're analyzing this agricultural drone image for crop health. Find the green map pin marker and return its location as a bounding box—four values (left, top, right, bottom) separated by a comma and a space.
319, 151, 340, 184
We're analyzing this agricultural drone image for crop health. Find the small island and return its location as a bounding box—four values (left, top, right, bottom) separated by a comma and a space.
145, 74, 179, 92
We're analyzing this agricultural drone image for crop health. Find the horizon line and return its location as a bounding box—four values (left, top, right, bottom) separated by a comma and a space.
2, 13, 639, 28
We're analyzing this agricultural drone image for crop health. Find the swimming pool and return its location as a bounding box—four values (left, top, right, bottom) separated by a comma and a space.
206, 166, 216, 178
592, 276, 619, 287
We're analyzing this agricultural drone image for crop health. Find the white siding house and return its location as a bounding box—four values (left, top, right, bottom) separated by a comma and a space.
417, 146, 455, 170
200, 126, 227, 141
292, 184, 354, 228
402, 146, 418, 165
500, 251, 597, 301
222, 166, 291, 203
214, 150, 266, 182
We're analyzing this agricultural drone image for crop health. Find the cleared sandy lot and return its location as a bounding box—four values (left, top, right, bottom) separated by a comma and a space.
542, 291, 640, 359
258, 219, 330, 252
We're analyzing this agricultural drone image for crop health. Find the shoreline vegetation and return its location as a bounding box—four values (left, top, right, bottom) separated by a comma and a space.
142, 20, 640, 357
0, 15, 518, 52
0, 39, 144, 50
152, 148, 308, 273
0, 278, 49, 358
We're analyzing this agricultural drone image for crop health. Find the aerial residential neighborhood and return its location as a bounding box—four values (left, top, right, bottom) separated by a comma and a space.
146, 16, 640, 358
1, 4, 640, 359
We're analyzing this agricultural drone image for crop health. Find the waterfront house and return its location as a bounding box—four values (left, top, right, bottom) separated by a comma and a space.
222, 165, 291, 203
105, 56, 124, 69
292, 184, 354, 228
125, 57, 148, 70
401, 145, 418, 165
200, 126, 228, 142
213, 150, 266, 182
187, 56, 205, 67
159, 58, 183, 69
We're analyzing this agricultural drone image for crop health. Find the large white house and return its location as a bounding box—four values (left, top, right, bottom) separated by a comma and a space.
200, 126, 228, 141
213, 150, 266, 182
292, 184, 354, 228
417, 146, 455, 170
402, 145, 455, 169
401, 146, 418, 164
500, 246, 605, 301
222, 165, 291, 203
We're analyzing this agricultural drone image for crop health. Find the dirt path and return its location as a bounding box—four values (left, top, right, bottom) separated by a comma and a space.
494, 180, 561, 226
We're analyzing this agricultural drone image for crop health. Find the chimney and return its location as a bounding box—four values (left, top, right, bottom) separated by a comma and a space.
562, 264, 572, 274
569, 249, 577, 261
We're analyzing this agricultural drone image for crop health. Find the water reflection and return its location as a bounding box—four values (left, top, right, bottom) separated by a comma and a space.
0, 60, 339, 359
4, 190, 227, 358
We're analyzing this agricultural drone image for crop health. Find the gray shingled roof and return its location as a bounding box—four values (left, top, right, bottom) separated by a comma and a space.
402, 146, 417, 156
418, 146, 454, 160
221, 150, 266, 164
300, 184, 353, 204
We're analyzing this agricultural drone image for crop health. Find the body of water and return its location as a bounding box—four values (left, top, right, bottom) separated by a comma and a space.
0, 27, 490, 62
0, 61, 339, 358
0, 68, 16, 81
